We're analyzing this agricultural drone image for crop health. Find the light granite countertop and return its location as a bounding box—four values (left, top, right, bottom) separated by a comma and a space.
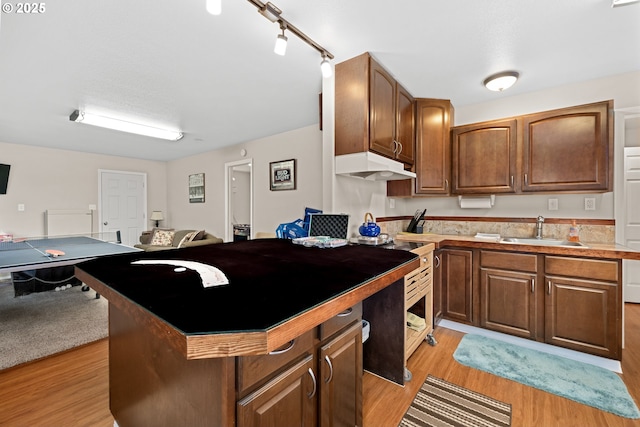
394, 232, 640, 261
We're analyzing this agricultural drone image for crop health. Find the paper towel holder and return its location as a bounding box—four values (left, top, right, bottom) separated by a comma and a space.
458, 195, 495, 208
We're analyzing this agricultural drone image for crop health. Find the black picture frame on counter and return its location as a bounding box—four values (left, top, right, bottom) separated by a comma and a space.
269, 159, 296, 191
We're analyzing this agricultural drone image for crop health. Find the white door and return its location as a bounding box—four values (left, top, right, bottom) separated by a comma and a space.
99, 170, 147, 247
624, 147, 640, 303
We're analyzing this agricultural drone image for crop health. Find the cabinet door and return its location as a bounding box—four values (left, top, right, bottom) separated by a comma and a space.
433, 250, 443, 325
442, 249, 473, 323
522, 101, 612, 192
451, 119, 517, 194
480, 268, 537, 339
369, 59, 396, 159
319, 322, 363, 427
395, 83, 415, 165
415, 99, 453, 195
545, 276, 620, 359
237, 355, 317, 427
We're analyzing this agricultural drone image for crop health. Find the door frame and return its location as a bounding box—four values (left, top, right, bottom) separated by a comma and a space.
224, 159, 253, 242
98, 169, 148, 243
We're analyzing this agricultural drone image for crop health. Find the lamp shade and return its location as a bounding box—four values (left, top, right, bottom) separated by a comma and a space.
150, 211, 164, 221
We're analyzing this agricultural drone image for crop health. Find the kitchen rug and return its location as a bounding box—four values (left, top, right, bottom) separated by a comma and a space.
398, 375, 511, 427
453, 334, 640, 419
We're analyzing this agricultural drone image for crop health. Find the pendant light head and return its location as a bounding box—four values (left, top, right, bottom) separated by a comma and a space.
483, 71, 519, 92
274, 24, 288, 56
320, 53, 332, 78
206, 0, 221, 15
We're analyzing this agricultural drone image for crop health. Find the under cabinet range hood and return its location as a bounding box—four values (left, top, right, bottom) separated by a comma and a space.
335, 152, 416, 181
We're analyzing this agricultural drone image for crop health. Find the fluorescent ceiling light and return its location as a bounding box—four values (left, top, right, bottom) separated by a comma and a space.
483, 71, 519, 92
612, 0, 640, 7
69, 110, 183, 141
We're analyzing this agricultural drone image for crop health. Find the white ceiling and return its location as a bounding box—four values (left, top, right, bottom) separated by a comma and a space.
0, 0, 638, 161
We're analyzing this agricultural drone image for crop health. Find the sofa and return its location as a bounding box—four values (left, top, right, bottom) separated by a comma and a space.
134, 228, 223, 252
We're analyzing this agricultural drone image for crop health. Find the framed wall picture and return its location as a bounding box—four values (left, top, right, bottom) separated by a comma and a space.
189, 173, 205, 203
269, 159, 296, 191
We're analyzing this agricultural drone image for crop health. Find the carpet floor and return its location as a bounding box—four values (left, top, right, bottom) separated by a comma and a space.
453, 334, 640, 419
0, 283, 107, 370
399, 375, 511, 427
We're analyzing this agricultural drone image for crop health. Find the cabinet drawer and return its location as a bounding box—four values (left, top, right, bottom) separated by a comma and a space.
545, 256, 619, 282
406, 267, 431, 308
319, 302, 362, 341
237, 329, 315, 396
481, 250, 538, 272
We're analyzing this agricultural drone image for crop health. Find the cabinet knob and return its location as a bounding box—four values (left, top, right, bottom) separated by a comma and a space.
547, 280, 551, 295
324, 355, 334, 384
268, 340, 295, 355
434, 255, 441, 268
307, 368, 317, 398
397, 141, 403, 156
531, 278, 535, 293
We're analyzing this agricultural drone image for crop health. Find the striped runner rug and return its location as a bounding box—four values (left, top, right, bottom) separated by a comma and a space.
398, 375, 511, 427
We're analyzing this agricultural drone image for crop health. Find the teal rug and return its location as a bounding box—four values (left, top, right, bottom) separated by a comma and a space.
453, 334, 640, 419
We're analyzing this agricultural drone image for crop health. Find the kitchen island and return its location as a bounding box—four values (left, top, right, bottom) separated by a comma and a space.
75, 238, 419, 427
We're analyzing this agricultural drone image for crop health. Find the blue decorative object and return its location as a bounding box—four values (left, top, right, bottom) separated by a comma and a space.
453, 334, 640, 419
358, 212, 380, 237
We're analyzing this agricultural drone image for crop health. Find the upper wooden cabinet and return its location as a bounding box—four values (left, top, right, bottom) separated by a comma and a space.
335, 52, 415, 166
522, 101, 613, 192
387, 98, 453, 197
450, 100, 613, 195
451, 119, 518, 194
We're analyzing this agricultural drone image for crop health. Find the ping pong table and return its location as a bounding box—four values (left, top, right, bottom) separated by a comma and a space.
0, 234, 141, 296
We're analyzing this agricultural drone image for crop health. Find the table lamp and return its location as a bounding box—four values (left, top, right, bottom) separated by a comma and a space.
150, 211, 164, 228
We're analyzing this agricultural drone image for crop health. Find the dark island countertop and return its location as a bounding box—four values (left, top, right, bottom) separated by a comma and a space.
75, 238, 419, 359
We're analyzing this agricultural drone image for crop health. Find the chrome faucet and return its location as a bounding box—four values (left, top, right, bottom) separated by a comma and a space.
535, 216, 545, 239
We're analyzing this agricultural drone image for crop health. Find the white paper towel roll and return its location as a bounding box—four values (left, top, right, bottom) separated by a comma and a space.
458, 196, 494, 209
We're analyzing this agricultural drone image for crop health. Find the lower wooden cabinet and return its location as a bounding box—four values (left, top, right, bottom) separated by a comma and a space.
442, 248, 473, 324
237, 309, 363, 427
433, 250, 443, 326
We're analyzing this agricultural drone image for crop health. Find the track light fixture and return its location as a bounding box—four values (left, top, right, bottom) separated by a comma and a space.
483, 71, 519, 92
69, 110, 184, 141
274, 23, 288, 56
209, 0, 334, 76
206, 0, 221, 15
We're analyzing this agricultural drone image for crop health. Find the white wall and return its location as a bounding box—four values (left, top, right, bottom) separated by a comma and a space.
165, 125, 323, 239
0, 141, 167, 238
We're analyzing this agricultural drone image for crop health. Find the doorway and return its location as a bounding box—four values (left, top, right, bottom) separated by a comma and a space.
99, 170, 147, 247
224, 159, 253, 242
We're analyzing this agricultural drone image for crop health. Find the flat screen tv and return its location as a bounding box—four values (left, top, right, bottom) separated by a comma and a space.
0, 164, 10, 194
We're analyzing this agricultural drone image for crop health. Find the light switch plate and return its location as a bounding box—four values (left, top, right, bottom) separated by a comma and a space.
548, 198, 558, 211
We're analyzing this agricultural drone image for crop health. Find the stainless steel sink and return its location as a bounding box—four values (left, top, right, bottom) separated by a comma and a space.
500, 237, 588, 248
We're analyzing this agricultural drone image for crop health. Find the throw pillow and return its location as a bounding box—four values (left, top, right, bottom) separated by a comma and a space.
191, 230, 206, 241
150, 229, 175, 246
177, 231, 198, 248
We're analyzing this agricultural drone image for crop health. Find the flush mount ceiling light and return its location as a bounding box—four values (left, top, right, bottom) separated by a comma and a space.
612, 0, 640, 6
69, 110, 184, 141
483, 71, 520, 92
209, 0, 334, 77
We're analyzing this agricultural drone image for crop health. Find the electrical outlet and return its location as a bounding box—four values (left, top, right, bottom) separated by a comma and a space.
584, 197, 596, 211
389, 199, 395, 209
548, 198, 558, 211
17, 204, 24, 211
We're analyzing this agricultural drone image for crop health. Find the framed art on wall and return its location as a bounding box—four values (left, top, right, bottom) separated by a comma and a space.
269, 159, 296, 191
189, 173, 205, 203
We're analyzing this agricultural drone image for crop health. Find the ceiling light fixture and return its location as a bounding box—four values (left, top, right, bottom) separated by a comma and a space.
483, 71, 520, 92
274, 23, 288, 56
320, 53, 332, 78
612, 0, 640, 7
69, 110, 184, 141
206, 0, 222, 15
258, 1, 282, 22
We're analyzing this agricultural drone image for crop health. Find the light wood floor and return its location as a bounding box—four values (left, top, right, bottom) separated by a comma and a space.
1, 304, 639, 427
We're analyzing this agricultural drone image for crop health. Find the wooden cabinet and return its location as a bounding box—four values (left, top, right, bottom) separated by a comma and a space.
450, 100, 613, 195
442, 248, 473, 324
479, 251, 539, 339
522, 101, 613, 192
451, 119, 517, 194
405, 244, 434, 361
238, 308, 363, 427
335, 52, 415, 166
387, 99, 453, 197
432, 249, 443, 326
544, 256, 621, 359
